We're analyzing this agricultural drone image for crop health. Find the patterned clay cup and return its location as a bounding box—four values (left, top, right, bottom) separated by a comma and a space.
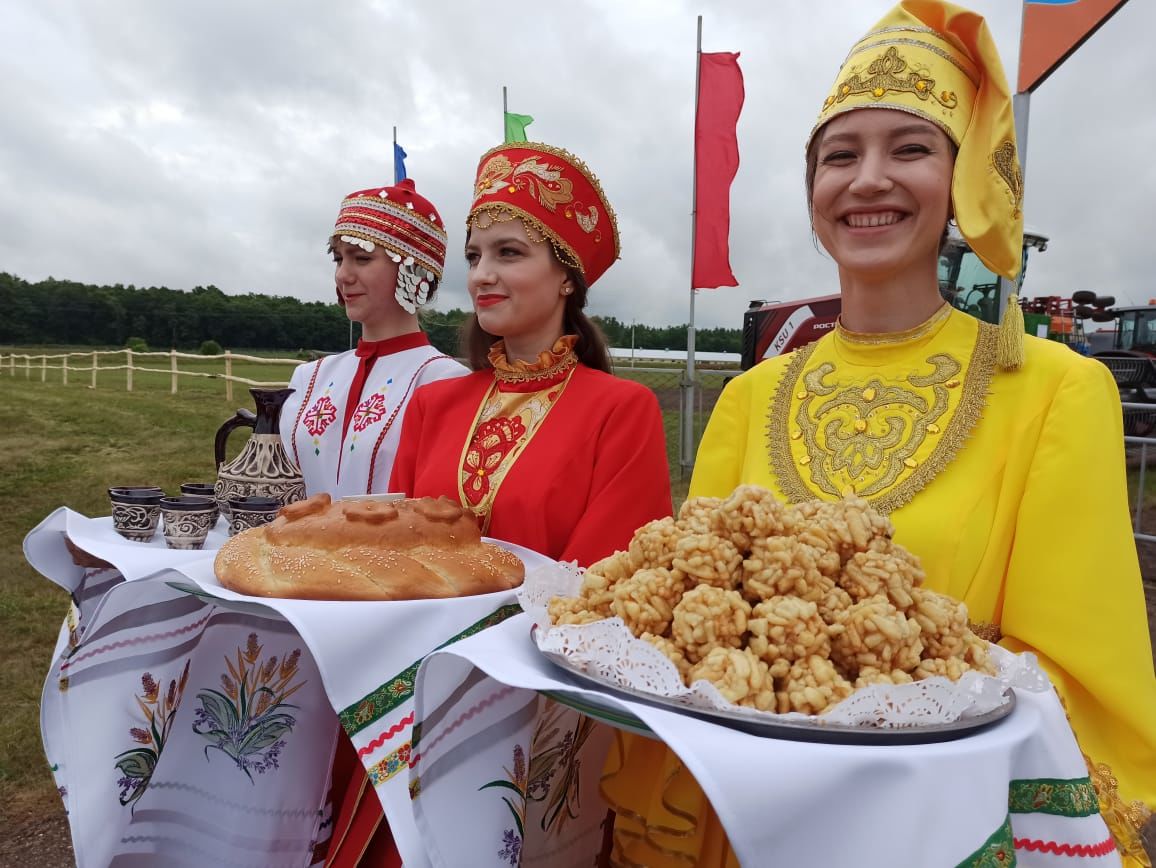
180, 482, 221, 526
227, 496, 282, 537
108, 488, 164, 542
109, 486, 165, 497
160, 496, 217, 550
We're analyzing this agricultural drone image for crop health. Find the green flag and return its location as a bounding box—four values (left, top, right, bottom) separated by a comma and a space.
503, 111, 534, 143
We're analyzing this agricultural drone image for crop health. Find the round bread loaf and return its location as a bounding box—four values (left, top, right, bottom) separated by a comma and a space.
214, 493, 525, 600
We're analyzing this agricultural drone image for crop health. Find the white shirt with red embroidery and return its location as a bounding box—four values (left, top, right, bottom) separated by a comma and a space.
281, 346, 465, 499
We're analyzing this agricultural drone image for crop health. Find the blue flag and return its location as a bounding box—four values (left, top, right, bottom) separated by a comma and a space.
393, 142, 408, 183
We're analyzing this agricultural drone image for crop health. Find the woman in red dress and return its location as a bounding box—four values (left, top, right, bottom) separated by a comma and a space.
392, 141, 672, 565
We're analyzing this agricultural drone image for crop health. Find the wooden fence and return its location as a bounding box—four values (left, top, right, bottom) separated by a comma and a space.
0, 349, 294, 401
2, 349, 745, 485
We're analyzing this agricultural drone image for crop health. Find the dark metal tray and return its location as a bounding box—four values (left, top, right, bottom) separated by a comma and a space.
542, 654, 1015, 745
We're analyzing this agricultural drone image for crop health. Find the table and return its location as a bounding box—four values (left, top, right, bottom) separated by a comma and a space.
26, 508, 539, 868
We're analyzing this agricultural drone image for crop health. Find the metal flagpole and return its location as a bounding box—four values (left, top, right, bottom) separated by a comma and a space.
680, 16, 702, 476
393, 125, 398, 184
503, 86, 508, 139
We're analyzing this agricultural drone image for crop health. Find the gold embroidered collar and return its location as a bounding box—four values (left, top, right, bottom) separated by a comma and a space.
767, 310, 997, 513
459, 348, 577, 533
835, 302, 952, 347
489, 335, 578, 386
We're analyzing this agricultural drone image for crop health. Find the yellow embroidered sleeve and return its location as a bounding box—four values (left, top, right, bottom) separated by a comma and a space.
998, 358, 1156, 814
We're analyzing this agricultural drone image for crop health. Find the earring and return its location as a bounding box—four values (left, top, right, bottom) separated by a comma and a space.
395, 261, 431, 314
561, 285, 572, 296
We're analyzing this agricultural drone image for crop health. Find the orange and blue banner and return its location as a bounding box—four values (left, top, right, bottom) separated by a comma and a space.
1018, 0, 1129, 93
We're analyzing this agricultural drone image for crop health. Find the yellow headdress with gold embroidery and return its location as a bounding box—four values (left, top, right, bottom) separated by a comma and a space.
811, 0, 1023, 279
810, 1, 1026, 367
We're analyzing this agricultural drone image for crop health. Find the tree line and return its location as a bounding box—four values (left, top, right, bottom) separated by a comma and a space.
0, 273, 742, 355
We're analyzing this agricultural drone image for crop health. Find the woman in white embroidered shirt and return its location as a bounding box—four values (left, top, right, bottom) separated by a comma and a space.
280, 180, 466, 498
278, 180, 469, 868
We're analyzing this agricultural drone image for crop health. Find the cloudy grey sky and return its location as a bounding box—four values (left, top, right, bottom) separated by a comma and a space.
1, 0, 1152, 332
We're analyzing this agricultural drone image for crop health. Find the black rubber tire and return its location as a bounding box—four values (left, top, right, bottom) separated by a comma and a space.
1095, 295, 1115, 308
1074, 305, 1095, 319
1091, 310, 1117, 322
1072, 290, 1097, 304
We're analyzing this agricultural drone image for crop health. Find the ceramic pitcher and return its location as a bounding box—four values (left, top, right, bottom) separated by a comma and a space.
214, 388, 306, 511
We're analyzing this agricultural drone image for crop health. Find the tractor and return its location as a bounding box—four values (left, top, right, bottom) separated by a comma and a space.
1091, 304, 1156, 435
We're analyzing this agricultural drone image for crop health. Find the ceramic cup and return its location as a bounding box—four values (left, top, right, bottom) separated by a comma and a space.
160, 495, 217, 550
227, 496, 282, 537
109, 486, 165, 496
108, 487, 164, 542
180, 482, 220, 526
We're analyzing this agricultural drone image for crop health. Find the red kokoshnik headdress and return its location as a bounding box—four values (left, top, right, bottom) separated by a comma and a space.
468, 142, 621, 286
332, 179, 447, 280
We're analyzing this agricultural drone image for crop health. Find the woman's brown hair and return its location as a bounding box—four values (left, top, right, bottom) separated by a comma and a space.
460, 253, 613, 374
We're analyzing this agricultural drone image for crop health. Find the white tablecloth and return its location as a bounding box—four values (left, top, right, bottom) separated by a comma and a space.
412, 614, 1121, 868
25, 507, 233, 588
27, 508, 543, 868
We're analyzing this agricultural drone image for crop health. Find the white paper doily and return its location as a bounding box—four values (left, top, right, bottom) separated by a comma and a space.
519, 561, 1051, 728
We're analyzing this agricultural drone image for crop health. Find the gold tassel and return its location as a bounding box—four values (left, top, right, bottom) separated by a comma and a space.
997, 292, 1025, 371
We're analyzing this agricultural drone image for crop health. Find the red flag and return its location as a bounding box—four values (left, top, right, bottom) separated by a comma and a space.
692, 52, 744, 289
1018, 0, 1129, 93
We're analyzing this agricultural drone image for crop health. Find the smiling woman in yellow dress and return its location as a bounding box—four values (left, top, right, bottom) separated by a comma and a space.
601, 2, 1156, 865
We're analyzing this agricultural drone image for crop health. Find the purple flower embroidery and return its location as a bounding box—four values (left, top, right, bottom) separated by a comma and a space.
193, 635, 305, 783
114, 660, 191, 810
479, 745, 529, 862
498, 828, 522, 865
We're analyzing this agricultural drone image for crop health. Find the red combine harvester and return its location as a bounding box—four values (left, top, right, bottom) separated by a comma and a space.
742, 228, 1050, 370
740, 293, 841, 369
